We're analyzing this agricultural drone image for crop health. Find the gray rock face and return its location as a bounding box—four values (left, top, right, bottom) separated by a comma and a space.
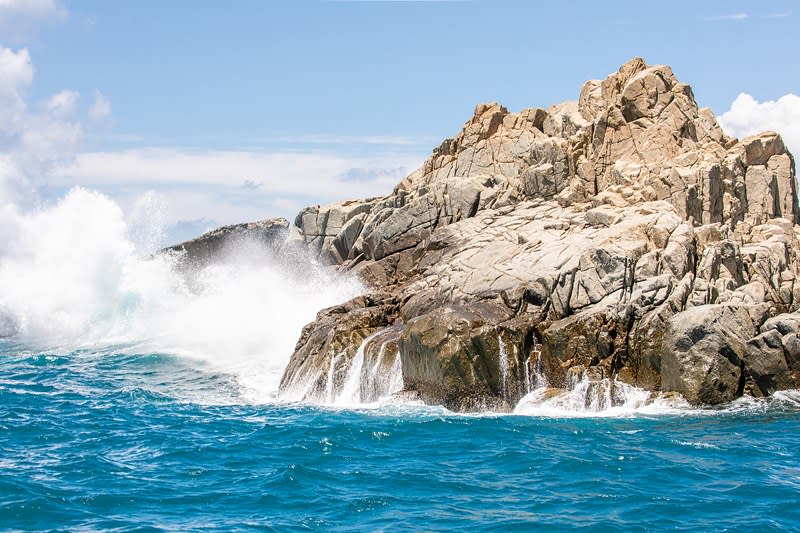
660, 304, 755, 404
743, 312, 800, 395
278, 58, 800, 410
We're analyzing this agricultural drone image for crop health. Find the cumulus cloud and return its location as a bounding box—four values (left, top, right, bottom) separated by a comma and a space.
717, 93, 800, 157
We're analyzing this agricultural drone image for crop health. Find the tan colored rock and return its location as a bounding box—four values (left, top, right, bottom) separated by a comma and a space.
276, 58, 800, 410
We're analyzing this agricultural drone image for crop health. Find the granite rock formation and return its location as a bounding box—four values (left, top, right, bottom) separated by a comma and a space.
275, 58, 800, 410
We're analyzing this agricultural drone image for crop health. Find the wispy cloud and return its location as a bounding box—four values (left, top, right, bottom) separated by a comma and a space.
46, 147, 426, 233
46, 147, 426, 245
254, 134, 435, 146
328, 0, 467, 3
705, 12, 748, 21
765, 12, 790, 19
45, 90, 79, 116
49, 148, 423, 197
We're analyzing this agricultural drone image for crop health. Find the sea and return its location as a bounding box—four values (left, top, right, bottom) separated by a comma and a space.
1, 189, 799, 531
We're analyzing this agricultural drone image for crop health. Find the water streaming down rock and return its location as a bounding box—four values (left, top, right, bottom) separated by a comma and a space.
335, 330, 382, 404
342, 326, 405, 405
360, 338, 404, 403
498, 335, 509, 400
325, 354, 342, 403
532, 338, 546, 391
281, 326, 406, 405
495, 331, 539, 407
511, 334, 660, 416
523, 333, 547, 395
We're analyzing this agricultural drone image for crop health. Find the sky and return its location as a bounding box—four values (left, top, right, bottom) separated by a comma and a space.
0, 0, 798, 245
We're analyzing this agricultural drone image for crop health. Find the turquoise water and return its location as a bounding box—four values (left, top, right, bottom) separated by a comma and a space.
2, 344, 800, 532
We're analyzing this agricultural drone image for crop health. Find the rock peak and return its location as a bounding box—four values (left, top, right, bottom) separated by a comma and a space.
294, 58, 797, 265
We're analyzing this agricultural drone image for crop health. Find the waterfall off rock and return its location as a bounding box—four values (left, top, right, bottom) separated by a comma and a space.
281, 326, 405, 406
514, 366, 689, 416
498, 335, 509, 401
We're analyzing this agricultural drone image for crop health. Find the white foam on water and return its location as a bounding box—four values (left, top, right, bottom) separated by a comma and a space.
513, 373, 800, 419
687, 388, 800, 416
513, 374, 691, 418
0, 187, 363, 403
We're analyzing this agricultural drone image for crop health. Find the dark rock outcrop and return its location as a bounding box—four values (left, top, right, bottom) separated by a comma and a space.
277, 58, 800, 410
163, 218, 289, 268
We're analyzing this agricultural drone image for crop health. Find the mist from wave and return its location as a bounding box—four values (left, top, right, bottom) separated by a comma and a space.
0, 187, 363, 402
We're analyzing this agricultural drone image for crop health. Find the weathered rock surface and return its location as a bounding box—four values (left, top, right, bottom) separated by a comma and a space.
277, 58, 800, 410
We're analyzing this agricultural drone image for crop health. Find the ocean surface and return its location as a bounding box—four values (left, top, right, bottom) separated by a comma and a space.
2, 344, 800, 532
1, 190, 800, 531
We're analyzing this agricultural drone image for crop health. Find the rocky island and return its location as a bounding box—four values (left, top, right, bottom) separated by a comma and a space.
175, 58, 800, 411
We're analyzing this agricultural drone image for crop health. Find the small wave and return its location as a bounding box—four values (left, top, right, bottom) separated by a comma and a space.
674, 440, 722, 449
278, 378, 800, 420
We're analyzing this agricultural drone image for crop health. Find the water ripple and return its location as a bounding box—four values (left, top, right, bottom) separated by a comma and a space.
1, 349, 800, 530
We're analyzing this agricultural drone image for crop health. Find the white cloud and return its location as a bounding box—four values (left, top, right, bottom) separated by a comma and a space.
89, 90, 111, 121
0, 46, 33, 127
0, 0, 66, 39
0, 46, 85, 207
0, 44, 425, 245
717, 92, 800, 157
46, 89, 79, 116
0, 46, 33, 91
0, 0, 62, 15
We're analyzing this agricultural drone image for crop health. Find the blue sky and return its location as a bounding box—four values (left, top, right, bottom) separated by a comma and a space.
0, 0, 798, 245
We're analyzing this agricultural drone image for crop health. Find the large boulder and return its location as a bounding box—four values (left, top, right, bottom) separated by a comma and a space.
660, 304, 758, 404
742, 312, 800, 396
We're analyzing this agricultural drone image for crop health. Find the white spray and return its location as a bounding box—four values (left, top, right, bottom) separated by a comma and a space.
0, 188, 363, 402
